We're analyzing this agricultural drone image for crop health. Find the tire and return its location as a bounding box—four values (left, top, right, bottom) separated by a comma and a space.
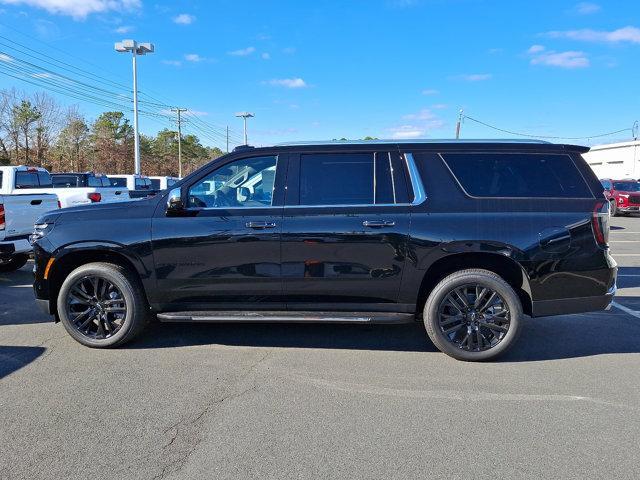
56, 262, 149, 348
610, 200, 618, 217
423, 269, 523, 361
0, 253, 29, 273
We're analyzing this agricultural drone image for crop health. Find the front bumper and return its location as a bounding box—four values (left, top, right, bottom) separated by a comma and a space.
618, 205, 640, 212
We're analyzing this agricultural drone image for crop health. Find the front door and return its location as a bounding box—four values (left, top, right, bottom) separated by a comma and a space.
281, 150, 413, 312
151, 154, 286, 310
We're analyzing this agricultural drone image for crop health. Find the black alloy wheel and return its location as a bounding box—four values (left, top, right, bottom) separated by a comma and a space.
65, 275, 127, 340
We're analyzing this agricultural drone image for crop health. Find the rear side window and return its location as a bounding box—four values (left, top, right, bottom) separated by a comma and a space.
52, 175, 80, 187
298, 152, 408, 206
101, 177, 112, 187
150, 179, 160, 189
441, 153, 592, 198
110, 177, 127, 187
15, 171, 39, 189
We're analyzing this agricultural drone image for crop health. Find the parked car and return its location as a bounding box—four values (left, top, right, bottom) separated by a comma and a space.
149, 176, 180, 191
49, 172, 129, 208
0, 166, 59, 272
107, 174, 159, 199
32, 140, 616, 361
600, 178, 640, 216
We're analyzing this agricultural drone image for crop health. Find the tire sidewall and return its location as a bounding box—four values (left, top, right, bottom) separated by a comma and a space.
57, 264, 139, 348
424, 271, 522, 361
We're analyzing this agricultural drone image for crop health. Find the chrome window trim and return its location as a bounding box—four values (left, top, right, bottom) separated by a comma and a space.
181, 151, 428, 211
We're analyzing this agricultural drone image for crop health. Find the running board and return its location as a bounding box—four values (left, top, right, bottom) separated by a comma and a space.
156, 311, 415, 324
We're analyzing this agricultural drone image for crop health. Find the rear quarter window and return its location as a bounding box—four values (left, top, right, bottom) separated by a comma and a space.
110, 177, 127, 187
441, 153, 593, 198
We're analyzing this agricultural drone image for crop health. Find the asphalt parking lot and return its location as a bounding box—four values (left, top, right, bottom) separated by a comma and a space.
1, 217, 639, 480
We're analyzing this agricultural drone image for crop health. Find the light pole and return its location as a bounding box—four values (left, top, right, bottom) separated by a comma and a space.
115, 39, 154, 175
235, 112, 254, 145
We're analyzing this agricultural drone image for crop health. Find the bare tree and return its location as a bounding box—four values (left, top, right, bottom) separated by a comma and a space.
12, 99, 41, 163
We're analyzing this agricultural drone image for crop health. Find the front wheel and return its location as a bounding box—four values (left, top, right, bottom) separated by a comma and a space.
0, 253, 29, 273
424, 269, 522, 361
57, 262, 149, 348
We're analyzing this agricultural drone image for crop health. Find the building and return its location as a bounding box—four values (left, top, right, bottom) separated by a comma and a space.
583, 140, 640, 179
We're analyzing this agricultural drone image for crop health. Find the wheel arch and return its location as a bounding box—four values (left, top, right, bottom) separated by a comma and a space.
415, 252, 533, 316
47, 243, 149, 316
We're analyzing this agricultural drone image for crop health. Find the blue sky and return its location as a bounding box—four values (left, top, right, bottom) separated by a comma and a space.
0, 0, 638, 148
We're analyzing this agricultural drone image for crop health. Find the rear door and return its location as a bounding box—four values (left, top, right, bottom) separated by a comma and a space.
281, 150, 413, 312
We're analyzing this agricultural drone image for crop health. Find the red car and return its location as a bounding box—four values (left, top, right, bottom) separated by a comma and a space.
600, 178, 640, 216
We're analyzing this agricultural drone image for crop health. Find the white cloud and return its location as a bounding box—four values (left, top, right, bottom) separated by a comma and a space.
173, 13, 195, 25
430, 103, 448, 110
228, 46, 255, 56
185, 53, 202, 62
402, 108, 438, 121
31, 72, 53, 78
454, 73, 492, 82
0, 53, 12, 62
162, 60, 182, 67
261, 52, 271, 60
282, 47, 296, 54
0, 0, 140, 19
267, 78, 307, 88
115, 25, 133, 34
421, 88, 439, 95
545, 26, 640, 44
389, 126, 425, 139
575, 2, 600, 14
527, 45, 590, 68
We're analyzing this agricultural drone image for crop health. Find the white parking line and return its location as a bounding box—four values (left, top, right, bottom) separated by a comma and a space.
612, 254, 640, 256
619, 274, 640, 277
610, 241, 640, 243
612, 302, 640, 320
9, 284, 32, 288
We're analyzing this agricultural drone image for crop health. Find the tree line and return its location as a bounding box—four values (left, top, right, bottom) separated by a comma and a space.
0, 89, 224, 176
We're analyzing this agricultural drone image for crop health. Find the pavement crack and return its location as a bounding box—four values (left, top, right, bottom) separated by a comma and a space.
152, 348, 274, 480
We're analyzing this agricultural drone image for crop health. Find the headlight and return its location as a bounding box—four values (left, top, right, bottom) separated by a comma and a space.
29, 223, 53, 245
619, 194, 629, 198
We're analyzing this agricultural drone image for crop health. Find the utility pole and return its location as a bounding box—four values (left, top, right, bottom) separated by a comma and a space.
226, 125, 229, 153
171, 107, 187, 177
455, 109, 464, 139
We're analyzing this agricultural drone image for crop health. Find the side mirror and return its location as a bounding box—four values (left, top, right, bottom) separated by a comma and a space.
166, 188, 184, 213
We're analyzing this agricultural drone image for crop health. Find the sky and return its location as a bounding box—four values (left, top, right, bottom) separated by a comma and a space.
0, 0, 638, 149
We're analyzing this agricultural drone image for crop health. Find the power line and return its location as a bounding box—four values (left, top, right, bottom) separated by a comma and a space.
462, 114, 633, 141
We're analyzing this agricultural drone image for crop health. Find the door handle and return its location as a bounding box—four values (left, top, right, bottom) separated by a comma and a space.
30, 199, 42, 205
246, 221, 277, 229
362, 220, 395, 228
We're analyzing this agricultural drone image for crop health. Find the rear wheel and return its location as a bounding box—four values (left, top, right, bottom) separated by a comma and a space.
423, 269, 522, 361
57, 262, 148, 348
610, 199, 618, 217
0, 253, 29, 273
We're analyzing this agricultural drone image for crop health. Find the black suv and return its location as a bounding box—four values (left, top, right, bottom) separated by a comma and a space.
31, 140, 616, 361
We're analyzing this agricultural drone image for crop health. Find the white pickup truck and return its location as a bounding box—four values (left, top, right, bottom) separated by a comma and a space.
0, 166, 129, 208
50, 172, 129, 207
107, 174, 159, 199
0, 166, 59, 272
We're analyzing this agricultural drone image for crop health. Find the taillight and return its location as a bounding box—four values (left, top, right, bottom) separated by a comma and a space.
87, 192, 101, 203
592, 201, 610, 247
0, 204, 5, 231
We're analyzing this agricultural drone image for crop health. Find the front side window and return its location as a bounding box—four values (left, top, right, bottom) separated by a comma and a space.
150, 179, 161, 190
441, 153, 592, 198
188, 155, 277, 208
87, 176, 102, 187
135, 178, 150, 190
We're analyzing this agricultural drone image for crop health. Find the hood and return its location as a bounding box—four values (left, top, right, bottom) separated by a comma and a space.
49, 196, 161, 224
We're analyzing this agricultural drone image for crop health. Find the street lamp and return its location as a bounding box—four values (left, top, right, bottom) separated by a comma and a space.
235, 112, 254, 145
115, 39, 154, 175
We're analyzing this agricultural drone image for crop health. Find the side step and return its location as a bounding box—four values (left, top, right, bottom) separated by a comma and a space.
156, 311, 415, 324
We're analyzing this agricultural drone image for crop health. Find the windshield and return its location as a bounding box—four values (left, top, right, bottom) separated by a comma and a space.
613, 182, 640, 192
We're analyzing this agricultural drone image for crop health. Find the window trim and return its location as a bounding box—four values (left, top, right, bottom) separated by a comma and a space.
438, 151, 595, 200
283, 151, 426, 209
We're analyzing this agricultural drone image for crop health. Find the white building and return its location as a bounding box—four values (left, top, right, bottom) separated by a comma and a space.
583, 140, 640, 179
